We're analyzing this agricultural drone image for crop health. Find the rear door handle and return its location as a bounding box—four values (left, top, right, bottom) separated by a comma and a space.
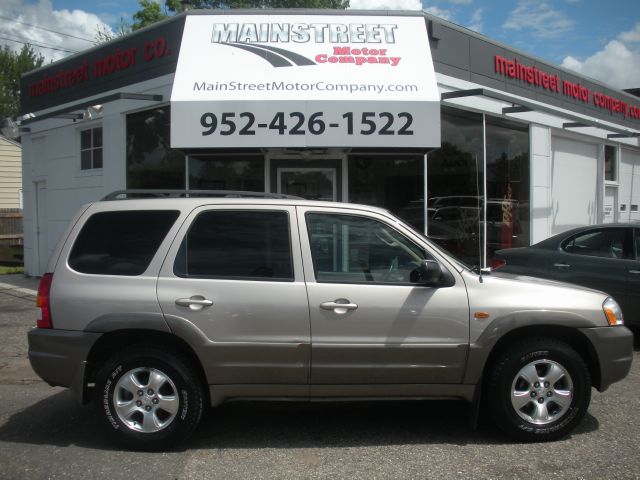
175, 295, 214, 311
320, 299, 358, 314
553, 263, 571, 269
630, 270, 640, 275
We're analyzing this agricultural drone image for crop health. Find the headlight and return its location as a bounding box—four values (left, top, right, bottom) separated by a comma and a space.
603, 297, 624, 326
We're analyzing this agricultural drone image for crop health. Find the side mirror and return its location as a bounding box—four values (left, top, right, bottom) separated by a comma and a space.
410, 259, 442, 286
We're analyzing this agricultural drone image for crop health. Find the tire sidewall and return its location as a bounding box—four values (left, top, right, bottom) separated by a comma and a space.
97, 351, 201, 449
491, 342, 590, 440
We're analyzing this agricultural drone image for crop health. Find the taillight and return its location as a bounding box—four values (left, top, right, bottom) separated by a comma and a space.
36, 273, 54, 329
490, 258, 506, 270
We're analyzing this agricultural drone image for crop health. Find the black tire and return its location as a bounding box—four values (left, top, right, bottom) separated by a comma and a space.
487, 337, 591, 441
95, 345, 204, 451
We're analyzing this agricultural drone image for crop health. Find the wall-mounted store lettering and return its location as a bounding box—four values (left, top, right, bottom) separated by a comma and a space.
494, 55, 640, 121
27, 37, 171, 99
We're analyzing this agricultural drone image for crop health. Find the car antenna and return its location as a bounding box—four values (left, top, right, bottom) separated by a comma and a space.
475, 152, 484, 283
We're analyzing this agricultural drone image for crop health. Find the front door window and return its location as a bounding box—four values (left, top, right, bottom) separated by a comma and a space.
306, 212, 427, 284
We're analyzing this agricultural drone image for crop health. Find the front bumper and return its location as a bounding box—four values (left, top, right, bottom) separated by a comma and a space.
579, 326, 634, 391
28, 328, 101, 400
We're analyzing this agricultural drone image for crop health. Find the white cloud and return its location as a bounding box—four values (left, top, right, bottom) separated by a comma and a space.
619, 22, 640, 43
503, 1, 574, 38
561, 38, 640, 90
424, 6, 454, 21
0, 0, 112, 62
348, 0, 422, 10
467, 8, 483, 33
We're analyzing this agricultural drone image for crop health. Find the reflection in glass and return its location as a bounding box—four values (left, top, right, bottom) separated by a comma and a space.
486, 117, 530, 259
427, 107, 484, 266
605, 145, 617, 182
279, 169, 335, 200
189, 155, 264, 191
174, 211, 292, 280
306, 212, 427, 284
348, 155, 424, 231
126, 108, 185, 189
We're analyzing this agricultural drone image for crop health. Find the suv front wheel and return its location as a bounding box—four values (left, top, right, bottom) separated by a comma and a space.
487, 338, 591, 441
95, 345, 204, 450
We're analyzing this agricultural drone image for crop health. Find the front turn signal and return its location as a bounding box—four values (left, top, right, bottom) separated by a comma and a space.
603, 297, 624, 326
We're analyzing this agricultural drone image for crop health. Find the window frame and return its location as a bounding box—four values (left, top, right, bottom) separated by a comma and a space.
79, 126, 103, 171
304, 210, 432, 286
173, 208, 295, 282
560, 227, 631, 260
68, 209, 180, 276
604, 144, 619, 185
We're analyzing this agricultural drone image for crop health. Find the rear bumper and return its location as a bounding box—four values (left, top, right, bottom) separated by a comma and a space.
28, 328, 100, 399
579, 326, 634, 391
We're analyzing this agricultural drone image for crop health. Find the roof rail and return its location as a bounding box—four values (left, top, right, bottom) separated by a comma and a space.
101, 190, 302, 201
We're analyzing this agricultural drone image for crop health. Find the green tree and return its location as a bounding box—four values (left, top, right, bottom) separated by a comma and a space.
130, 0, 350, 31
0, 45, 45, 120
95, 18, 132, 43
132, 0, 170, 31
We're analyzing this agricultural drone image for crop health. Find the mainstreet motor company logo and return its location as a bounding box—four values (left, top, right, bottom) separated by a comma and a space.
210, 22, 402, 67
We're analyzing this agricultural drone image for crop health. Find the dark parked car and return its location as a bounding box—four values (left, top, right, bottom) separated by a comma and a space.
492, 224, 640, 326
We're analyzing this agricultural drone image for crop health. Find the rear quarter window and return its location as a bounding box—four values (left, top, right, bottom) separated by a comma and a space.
68, 210, 179, 275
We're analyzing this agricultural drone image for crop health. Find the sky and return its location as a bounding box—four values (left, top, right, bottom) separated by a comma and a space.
0, 0, 639, 90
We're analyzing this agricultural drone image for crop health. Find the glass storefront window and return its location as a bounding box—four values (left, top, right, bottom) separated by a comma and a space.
126, 108, 185, 189
348, 155, 424, 231
485, 117, 530, 259
426, 107, 484, 267
605, 145, 617, 182
189, 155, 264, 191
426, 108, 530, 267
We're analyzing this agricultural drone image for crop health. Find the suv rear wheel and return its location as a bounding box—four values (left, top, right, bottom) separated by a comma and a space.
487, 338, 591, 441
95, 345, 204, 450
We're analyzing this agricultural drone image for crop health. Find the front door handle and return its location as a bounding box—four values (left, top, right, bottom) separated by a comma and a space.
175, 295, 214, 311
320, 299, 358, 314
553, 263, 571, 269
630, 270, 640, 275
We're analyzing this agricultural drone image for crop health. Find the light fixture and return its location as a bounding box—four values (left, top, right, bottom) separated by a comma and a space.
82, 105, 104, 121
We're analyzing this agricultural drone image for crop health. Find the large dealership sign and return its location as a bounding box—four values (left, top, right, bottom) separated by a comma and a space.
170, 15, 440, 149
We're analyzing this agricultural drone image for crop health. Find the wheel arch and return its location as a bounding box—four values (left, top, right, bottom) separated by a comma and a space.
84, 329, 208, 404
474, 325, 602, 391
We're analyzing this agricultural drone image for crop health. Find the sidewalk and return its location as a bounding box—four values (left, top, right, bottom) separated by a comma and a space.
0, 274, 39, 300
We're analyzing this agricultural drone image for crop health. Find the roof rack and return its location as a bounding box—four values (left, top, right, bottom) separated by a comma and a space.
101, 190, 302, 201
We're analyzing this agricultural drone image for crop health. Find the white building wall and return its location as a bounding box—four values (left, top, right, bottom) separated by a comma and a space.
21, 75, 173, 276
550, 135, 600, 235
530, 125, 552, 244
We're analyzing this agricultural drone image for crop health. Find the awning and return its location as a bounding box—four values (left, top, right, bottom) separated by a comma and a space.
170, 14, 440, 149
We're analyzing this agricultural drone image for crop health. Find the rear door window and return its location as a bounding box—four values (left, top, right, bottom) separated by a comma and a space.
69, 210, 179, 275
174, 210, 293, 281
562, 228, 628, 259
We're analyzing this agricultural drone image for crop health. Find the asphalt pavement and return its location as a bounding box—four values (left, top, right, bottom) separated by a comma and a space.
0, 280, 639, 480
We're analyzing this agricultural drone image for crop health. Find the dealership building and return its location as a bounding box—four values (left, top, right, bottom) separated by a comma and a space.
18, 10, 640, 276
